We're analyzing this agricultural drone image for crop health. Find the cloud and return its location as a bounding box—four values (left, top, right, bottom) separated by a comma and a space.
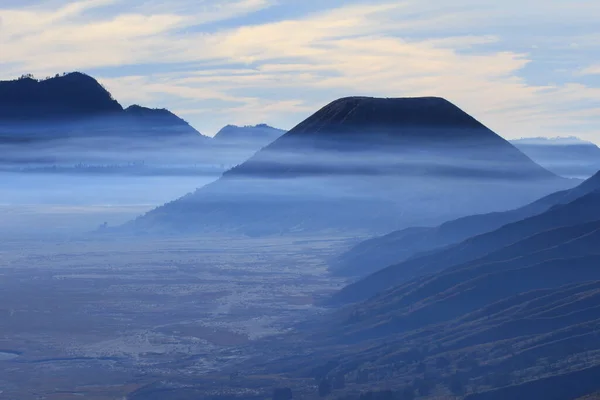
0, 0, 116, 36
0, 0, 599, 142
0, 0, 277, 73
579, 65, 600, 76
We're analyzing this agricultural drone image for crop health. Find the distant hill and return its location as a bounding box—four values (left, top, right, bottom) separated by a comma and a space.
212, 123, 286, 146
122, 104, 202, 135
329, 170, 600, 304
210, 124, 287, 165
125, 96, 573, 235
511, 136, 600, 179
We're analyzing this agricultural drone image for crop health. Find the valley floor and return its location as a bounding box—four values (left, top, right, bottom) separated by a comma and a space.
0, 233, 351, 399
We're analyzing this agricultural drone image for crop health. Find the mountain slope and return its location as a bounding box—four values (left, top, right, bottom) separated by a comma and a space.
331, 170, 594, 279
341, 219, 600, 338
330, 189, 565, 278
224, 97, 555, 179
107, 104, 207, 139
126, 96, 571, 235
330, 170, 600, 305
0, 73, 207, 141
0, 73, 211, 169
332, 139, 600, 278
253, 191, 600, 400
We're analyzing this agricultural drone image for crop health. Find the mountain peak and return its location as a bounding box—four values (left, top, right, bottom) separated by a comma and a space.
0, 71, 123, 120
333, 95, 450, 104
126, 94, 570, 235
283, 96, 489, 145
59, 71, 102, 84
0, 72, 209, 140
125, 105, 178, 119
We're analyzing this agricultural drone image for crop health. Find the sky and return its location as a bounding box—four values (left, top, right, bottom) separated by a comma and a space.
0, 0, 599, 141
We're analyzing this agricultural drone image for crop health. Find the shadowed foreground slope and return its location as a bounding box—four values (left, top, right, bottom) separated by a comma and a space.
255, 186, 600, 399
331, 170, 595, 279
330, 171, 600, 305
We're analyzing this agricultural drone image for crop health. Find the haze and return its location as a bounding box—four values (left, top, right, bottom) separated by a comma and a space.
1, 2, 600, 400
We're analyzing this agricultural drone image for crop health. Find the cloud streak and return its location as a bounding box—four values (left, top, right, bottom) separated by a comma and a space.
580, 65, 600, 76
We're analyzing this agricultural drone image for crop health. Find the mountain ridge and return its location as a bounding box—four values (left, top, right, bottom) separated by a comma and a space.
330, 171, 600, 305
0, 72, 209, 142
330, 171, 592, 279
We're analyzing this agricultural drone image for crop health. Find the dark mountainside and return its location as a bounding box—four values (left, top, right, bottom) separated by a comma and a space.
331, 170, 591, 279
0, 72, 122, 120
0, 73, 207, 141
0, 73, 223, 171
511, 137, 600, 179
330, 170, 600, 305
126, 97, 573, 235
334, 210, 600, 339
226, 97, 554, 179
